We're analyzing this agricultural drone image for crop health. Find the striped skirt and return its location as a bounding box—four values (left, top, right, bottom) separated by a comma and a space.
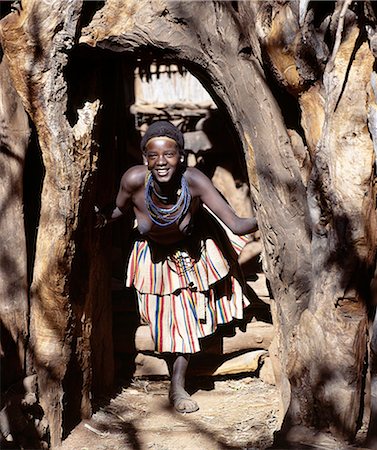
126, 212, 250, 354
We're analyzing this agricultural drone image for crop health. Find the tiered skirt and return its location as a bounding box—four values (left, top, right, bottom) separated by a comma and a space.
126, 211, 250, 353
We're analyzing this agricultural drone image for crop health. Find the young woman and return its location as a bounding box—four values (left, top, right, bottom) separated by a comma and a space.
97, 121, 258, 413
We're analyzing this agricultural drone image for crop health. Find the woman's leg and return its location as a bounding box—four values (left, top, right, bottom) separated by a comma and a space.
169, 354, 199, 413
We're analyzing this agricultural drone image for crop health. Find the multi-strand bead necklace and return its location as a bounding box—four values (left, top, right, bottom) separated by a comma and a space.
145, 171, 191, 227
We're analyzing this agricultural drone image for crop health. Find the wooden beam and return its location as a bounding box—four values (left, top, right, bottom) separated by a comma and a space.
134, 321, 274, 354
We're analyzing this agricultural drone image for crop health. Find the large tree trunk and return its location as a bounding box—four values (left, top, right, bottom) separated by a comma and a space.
0, 1, 111, 446
1, 0, 376, 447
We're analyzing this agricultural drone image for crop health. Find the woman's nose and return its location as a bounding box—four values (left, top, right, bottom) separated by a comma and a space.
157, 155, 167, 165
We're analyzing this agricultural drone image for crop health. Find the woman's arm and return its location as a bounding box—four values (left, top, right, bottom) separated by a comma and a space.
95, 166, 142, 227
187, 168, 258, 235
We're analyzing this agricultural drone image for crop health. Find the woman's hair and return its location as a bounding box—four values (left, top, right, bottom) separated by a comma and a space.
140, 120, 185, 154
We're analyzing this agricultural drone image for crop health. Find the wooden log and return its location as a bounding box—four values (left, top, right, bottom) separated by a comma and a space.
134, 321, 274, 354
219, 322, 274, 354
247, 275, 270, 299
259, 356, 276, 386
134, 353, 169, 377
211, 350, 267, 376
211, 166, 253, 218
134, 350, 267, 378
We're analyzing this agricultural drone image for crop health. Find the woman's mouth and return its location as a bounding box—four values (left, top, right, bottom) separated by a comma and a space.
156, 169, 169, 176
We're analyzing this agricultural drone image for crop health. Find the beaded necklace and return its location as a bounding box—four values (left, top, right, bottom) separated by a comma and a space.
145, 171, 191, 227
150, 183, 169, 203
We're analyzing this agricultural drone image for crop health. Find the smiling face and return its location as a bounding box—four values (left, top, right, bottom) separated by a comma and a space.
144, 138, 181, 183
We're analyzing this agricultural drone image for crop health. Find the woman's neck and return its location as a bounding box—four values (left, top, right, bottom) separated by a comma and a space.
152, 171, 182, 203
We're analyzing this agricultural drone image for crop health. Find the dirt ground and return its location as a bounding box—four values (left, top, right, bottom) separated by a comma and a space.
60, 376, 280, 450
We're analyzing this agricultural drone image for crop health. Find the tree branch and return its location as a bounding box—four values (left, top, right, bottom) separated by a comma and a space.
326, 0, 353, 73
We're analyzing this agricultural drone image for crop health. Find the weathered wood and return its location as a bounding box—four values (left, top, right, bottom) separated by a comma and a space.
0, 2, 103, 446
366, 310, 377, 449
282, 27, 375, 441
259, 356, 276, 386
134, 353, 169, 378
257, 3, 377, 444
134, 349, 267, 378
135, 321, 274, 354
211, 350, 267, 377
0, 53, 29, 389
211, 166, 253, 218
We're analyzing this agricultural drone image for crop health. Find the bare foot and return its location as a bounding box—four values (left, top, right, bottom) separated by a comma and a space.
169, 386, 199, 413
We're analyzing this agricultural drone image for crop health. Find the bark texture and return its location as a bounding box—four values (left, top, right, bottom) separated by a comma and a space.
0, 0, 376, 447
0, 51, 29, 390
0, 1, 110, 446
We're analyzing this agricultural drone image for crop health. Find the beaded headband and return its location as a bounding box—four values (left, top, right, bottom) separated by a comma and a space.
145, 136, 178, 148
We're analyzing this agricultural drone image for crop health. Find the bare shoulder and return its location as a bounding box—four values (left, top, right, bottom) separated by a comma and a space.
184, 167, 210, 185
120, 165, 147, 192
184, 167, 214, 198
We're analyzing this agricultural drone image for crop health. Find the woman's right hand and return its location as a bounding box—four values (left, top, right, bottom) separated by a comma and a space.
94, 205, 107, 229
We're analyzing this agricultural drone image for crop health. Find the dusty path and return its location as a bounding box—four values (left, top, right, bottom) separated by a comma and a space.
61, 377, 280, 450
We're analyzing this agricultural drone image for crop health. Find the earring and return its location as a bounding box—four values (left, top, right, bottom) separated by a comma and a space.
180, 157, 184, 162
144, 161, 148, 165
